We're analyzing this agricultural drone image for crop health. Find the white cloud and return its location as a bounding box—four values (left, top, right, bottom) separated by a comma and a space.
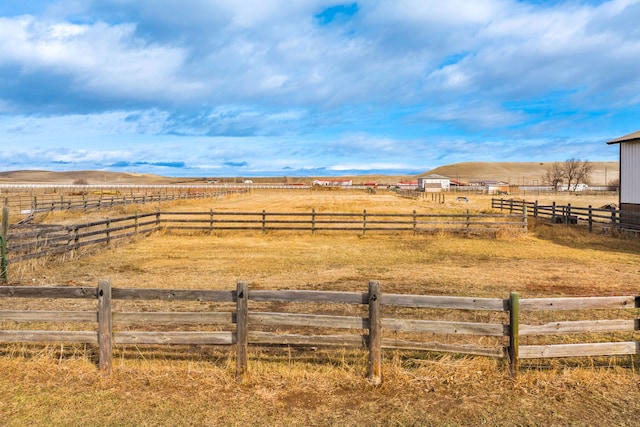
0, 0, 638, 175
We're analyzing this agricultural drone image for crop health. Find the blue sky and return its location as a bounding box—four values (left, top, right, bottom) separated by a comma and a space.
1, 0, 638, 177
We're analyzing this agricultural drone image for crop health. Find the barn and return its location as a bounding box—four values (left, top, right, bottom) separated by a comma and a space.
607, 130, 640, 216
418, 174, 450, 192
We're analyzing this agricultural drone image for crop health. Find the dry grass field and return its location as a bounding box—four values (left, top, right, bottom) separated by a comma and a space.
2, 189, 639, 426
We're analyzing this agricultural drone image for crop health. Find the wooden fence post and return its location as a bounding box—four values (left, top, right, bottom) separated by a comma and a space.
209, 209, 214, 234
106, 218, 111, 245
363, 209, 367, 236
1, 206, 8, 244
311, 208, 316, 235
1, 206, 8, 283
522, 205, 527, 231
413, 209, 417, 235
236, 281, 248, 382
466, 209, 470, 232
98, 279, 113, 374
368, 280, 382, 385
73, 225, 79, 256
588, 205, 593, 233
262, 210, 266, 235
508, 292, 519, 377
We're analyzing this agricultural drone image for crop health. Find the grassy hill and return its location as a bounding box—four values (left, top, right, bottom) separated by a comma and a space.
0, 161, 620, 186
422, 161, 619, 186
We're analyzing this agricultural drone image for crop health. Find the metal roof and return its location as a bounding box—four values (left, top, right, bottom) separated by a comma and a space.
607, 130, 640, 144
419, 174, 449, 179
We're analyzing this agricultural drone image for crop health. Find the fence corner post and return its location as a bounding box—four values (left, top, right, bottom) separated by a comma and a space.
508, 292, 519, 378
368, 280, 382, 385
236, 281, 248, 383
98, 278, 113, 374
1, 206, 9, 283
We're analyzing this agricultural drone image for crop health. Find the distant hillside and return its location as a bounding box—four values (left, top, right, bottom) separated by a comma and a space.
0, 170, 197, 185
0, 162, 621, 186
421, 162, 619, 186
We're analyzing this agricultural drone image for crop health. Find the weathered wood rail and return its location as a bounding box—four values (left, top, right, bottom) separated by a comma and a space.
492, 198, 640, 233
0, 208, 527, 282
2, 188, 247, 215
6, 212, 160, 264
159, 209, 527, 235
0, 282, 637, 380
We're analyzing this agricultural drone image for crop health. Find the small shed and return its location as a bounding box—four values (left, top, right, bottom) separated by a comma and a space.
418, 174, 450, 192
607, 130, 639, 216
484, 181, 510, 195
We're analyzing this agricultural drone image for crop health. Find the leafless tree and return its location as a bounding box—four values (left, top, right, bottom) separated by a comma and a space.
543, 162, 565, 191
563, 158, 593, 190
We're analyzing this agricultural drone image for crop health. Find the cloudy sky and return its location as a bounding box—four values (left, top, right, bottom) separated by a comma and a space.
1, 0, 638, 177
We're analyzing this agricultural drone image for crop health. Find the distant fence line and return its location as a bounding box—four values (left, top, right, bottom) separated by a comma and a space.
0, 280, 637, 382
1, 188, 248, 215
492, 198, 640, 233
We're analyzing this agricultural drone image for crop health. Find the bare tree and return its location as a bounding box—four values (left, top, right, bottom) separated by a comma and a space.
575, 160, 593, 187
543, 162, 565, 191
563, 158, 592, 190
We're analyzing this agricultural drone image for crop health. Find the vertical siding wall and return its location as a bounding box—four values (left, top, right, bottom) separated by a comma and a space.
621, 142, 640, 204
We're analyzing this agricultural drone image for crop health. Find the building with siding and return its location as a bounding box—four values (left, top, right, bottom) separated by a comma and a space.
607, 130, 640, 215
418, 174, 450, 192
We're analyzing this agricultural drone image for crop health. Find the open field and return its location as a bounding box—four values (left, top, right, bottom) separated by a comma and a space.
1, 190, 639, 426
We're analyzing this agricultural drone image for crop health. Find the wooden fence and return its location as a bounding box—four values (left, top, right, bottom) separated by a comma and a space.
492, 198, 640, 233
2, 189, 247, 216
159, 209, 527, 235
0, 281, 637, 381
0, 208, 527, 282
5, 211, 160, 265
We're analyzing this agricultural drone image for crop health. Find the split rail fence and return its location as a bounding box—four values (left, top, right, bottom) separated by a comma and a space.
0, 208, 527, 282
0, 280, 637, 382
492, 198, 640, 233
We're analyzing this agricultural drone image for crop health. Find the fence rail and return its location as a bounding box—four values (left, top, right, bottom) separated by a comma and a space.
2, 189, 247, 215
0, 208, 527, 282
492, 198, 640, 233
0, 282, 637, 381
159, 209, 527, 235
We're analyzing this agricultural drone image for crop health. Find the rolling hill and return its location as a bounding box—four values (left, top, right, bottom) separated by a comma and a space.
422, 161, 619, 186
0, 161, 620, 186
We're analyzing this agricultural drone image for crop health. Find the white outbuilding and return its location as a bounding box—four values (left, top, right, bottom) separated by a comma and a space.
607, 130, 639, 215
418, 174, 450, 192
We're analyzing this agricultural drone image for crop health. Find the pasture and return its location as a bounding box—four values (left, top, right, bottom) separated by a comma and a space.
2, 189, 639, 426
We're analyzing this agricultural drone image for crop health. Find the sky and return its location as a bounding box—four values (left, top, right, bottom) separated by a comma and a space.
1, 0, 639, 177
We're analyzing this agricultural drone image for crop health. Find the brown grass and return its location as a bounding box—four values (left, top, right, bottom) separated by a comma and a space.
1, 190, 639, 426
